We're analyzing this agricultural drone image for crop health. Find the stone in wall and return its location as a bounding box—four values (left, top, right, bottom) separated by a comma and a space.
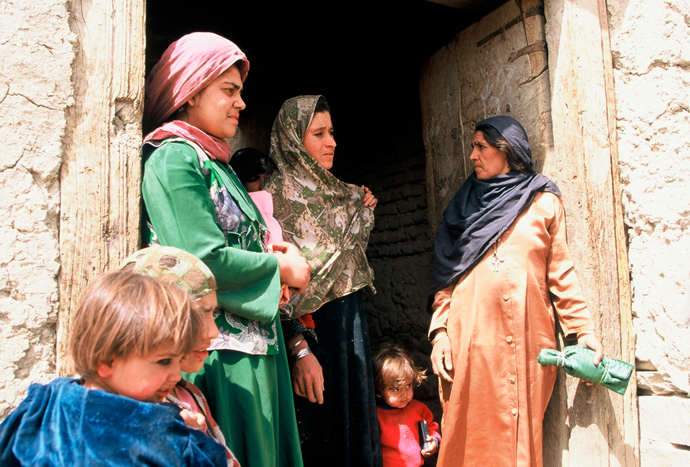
0, 1, 74, 418
608, 0, 690, 464
639, 396, 690, 463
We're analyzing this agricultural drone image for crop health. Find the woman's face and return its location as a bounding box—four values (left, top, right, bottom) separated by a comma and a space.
180, 291, 219, 374
303, 111, 336, 170
183, 66, 246, 139
469, 130, 510, 180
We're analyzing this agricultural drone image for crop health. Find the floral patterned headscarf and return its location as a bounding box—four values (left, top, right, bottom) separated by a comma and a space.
120, 246, 216, 300
264, 95, 375, 317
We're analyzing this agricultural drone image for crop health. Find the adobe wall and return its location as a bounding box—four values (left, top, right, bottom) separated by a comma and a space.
608, 0, 690, 464
0, 0, 74, 417
339, 126, 439, 419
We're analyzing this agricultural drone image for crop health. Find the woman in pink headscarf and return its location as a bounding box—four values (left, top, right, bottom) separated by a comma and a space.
141, 32, 309, 467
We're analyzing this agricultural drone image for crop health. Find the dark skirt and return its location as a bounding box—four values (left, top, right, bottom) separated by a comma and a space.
294, 291, 382, 467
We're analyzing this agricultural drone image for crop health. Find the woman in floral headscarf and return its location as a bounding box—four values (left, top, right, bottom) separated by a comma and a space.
264, 96, 381, 467
141, 32, 310, 467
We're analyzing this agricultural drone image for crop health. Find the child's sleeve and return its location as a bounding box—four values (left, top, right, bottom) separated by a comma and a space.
421, 402, 441, 445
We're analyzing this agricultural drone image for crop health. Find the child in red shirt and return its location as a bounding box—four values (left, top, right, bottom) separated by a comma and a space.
373, 344, 441, 467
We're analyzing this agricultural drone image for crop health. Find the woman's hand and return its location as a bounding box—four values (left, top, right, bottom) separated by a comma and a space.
292, 353, 325, 404
273, 242, 311, 293
431, 331, 454, 383
578, 332, 604, 386
288, 334, 324, 404
361, 186, 378, 209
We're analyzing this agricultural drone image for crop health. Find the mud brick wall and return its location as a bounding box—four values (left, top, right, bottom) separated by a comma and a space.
337, 129, 441, 422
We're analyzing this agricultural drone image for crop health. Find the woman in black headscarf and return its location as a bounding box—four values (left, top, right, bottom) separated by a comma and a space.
428, 116, 603, 467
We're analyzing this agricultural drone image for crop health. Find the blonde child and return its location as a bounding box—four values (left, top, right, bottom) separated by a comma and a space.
0, 270, 227, 466
373, 344, 441, 467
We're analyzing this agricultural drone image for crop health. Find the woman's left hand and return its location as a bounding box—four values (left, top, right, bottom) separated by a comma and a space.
361, 186, 377, 209
578, 332, 604, 386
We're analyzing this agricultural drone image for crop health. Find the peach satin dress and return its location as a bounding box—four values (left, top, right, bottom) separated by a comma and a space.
430, 192, 594, 467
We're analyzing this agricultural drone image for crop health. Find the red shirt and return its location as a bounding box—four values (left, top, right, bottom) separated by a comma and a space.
377, 399, 441, 467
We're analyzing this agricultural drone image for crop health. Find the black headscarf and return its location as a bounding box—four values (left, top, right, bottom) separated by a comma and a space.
428, 116, 561, 301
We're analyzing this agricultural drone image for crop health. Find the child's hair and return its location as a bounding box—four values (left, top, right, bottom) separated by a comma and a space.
230, 147, 268, 185
66, 270, 202, 379
372, 343, 427, 393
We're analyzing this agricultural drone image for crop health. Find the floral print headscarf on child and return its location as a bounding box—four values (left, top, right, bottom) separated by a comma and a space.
120, 245, 216, 299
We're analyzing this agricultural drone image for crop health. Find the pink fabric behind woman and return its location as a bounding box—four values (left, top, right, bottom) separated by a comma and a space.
249, 190, 283, 245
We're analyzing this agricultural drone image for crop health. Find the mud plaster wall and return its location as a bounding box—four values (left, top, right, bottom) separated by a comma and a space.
0, 0, 74, 417
608, 0, 690, 464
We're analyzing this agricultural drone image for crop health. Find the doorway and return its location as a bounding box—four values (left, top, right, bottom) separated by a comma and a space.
145, 1, 492, 416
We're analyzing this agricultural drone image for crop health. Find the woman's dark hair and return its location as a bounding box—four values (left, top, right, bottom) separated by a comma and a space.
314, 97, 331, 114
475, 124, 526, 172
229, 147, 268, 184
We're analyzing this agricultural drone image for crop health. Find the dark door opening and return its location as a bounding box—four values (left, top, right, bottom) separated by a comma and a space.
145, 1, 488, 179
145, 0, 503, 426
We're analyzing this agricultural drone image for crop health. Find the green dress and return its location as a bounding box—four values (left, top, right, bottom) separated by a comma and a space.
142, 139, 303, 467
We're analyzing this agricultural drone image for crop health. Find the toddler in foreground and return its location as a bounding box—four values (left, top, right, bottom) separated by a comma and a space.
0, 270, 227, 467
373, 344, 441, 467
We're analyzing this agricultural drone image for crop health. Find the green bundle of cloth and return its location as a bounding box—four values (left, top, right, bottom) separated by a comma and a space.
537, 345, 634, 395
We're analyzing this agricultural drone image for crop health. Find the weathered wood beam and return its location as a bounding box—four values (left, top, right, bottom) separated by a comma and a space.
544, 0, 638, 465
57, 0, 145, 373
597, 0, 639, 463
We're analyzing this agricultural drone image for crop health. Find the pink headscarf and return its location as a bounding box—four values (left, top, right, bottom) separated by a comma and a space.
143, 32, 249, 162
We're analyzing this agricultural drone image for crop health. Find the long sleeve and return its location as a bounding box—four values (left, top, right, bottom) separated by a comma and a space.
419, 402, 441, 445
142, 142, 281, 322
428, 284, 453, 338
545, 196, 595, 337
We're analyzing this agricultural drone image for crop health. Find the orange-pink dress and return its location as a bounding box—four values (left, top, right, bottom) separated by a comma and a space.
429, 192, 595, 467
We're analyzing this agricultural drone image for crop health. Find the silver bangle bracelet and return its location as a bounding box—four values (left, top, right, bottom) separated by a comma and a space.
430, 331, 448, 346
291, 338, 305, 351
291, 346, 312, 362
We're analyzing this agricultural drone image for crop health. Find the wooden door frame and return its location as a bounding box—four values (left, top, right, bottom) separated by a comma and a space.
545, 0, 638, 463
421, 0, 638, 465
57, 0, 145, 372
56, 1, 638, 464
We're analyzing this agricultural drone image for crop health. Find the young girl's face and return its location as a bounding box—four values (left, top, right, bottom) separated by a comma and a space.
92, 341, 184, 402
180, 291, 220, 374
379, 377, 414, 409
